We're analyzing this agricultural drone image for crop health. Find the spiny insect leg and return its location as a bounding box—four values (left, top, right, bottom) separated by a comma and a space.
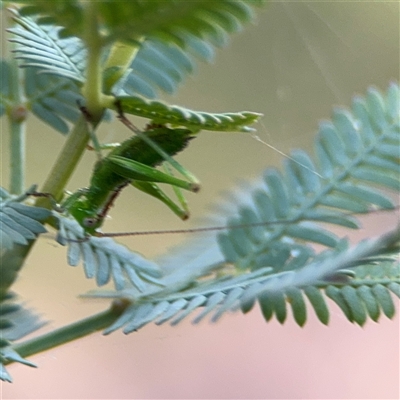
26, 189, 63, 212
96, 182, 130, 223
115, 100, 200, 191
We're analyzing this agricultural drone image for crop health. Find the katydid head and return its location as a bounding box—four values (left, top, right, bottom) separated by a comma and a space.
68, 198, 103, 235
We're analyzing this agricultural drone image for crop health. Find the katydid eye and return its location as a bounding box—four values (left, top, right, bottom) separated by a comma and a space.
83, 217, 98, 228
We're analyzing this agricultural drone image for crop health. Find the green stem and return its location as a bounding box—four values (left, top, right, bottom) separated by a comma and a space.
36, 116, 90, 205
7, 301, 128, 364
82, 2, 104, 117
7, 18, 26, 195
102, 40, 143, 94
36, 4, 106, 205
36, 3, 145, 203
8, 116, 25, 195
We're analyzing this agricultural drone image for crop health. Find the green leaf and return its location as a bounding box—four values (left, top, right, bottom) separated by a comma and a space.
87, 226, 399, 333
284, 151, 321, 194
263, 169, 290, 217
0, 293, 44, 382
351, 168, 400, 191
192, 292, 226, 323
388, 282, 400, 298
332, 109, 362, 155
17, 1, 265, 45
318, 122, 350, 167
286, 287, 307, 326
340, 286, 367, 326
9, 11, 86, 82
336, 183, 395, 209
357, 285, 380, 321
258, 292, 274, 321
386, 82, 400, 120
115, 95, 262, 132
58, 216, 163, 291
0, 189, 50, 250
185, 83, 400, 275
85, 84, 399, 332
302, 209, 360, 229
10, 2, 265, 96
372, 284, 395, 318
24, 67, 82, 134
303, 287, 329, 325
285, 224, 339, 248
325, 285, 353, 322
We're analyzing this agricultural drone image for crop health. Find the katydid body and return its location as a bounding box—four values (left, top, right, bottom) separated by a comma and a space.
55, 101, 261, 238
67, 126, 195, 235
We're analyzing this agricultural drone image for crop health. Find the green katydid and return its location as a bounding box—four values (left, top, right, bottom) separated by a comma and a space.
63, 123, 200, 237
58, 99, 264, 238
28, 99, 262, 239
29, 126, 200, 239
31, 118, 386, 241
29, 116, 399, 241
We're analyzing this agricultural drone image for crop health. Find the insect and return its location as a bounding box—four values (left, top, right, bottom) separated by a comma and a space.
29, 135, 399, 242
28, 98, 262, 240
28, 104, 399, 242
63, 123, 202, 237
29, 117, 399, 241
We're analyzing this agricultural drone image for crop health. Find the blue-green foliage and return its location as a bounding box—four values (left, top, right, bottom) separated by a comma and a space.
57, 217, 163, 291
15, 1, 265, 45
215, 84, 399, 271
7, 1, 264, 133
0, 56, 82, 134
0, 293, 45, 382
7, 1, 262, 133
8, 12, 86, 82
87, 84, 399, 333
91, 225, 399, 334
8, 10, 213, 96
24, 67, 82, 134
0, 187, 50, 250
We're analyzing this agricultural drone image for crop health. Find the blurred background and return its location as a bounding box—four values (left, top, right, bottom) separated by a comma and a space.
2, 1, 399, 398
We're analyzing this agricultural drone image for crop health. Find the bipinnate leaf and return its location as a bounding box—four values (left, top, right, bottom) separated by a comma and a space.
87, 84, 399, 332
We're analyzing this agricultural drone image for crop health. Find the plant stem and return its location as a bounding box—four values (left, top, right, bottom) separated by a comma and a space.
35, 3, 106, 205
7, 301, 128, 364
102, 40, 143, 94
36, 116, 90, 205
7, 18, 26, 195
8, 116, 25, 195
82, 2, 104, 117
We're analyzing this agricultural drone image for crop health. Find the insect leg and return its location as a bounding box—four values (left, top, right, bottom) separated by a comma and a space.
109, 155, 199, 192
162, 163, 190, 217
25, 188, 63, 212
115, 100, 200, 190
131, 181, 190, 220
60, 188, 89, 211
86, 142, 121, 151
95, 182, 129, 223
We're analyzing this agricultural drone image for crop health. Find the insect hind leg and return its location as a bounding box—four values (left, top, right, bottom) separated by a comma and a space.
114, 100, 200, 191
26, 189, 63, 212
